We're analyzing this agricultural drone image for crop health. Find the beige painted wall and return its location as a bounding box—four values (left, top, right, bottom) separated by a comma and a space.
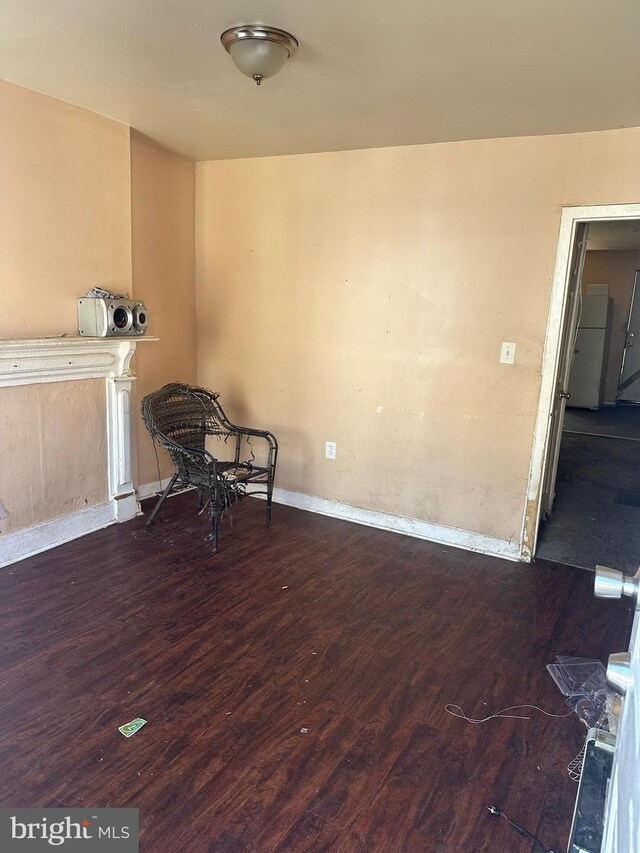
5, 72, 640, 555
582, 250, 640, 403
0, 81, 196, 537
196, 126, 640, 546
130, 133, 196, 486
0, 80, 132, 336
0, 80, 131, 535
0, 381, 108, 534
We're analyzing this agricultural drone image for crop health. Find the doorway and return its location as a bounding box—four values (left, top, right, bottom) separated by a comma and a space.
531, 211, 640, 572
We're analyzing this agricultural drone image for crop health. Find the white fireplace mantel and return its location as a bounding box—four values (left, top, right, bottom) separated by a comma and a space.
0, 336, 158, 567
0, 336, 156, 387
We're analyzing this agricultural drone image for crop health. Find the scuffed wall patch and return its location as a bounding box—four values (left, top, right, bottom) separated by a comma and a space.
0, 497, 7, 535
520, 497, 538, 561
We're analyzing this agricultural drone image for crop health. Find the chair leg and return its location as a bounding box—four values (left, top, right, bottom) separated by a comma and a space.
209, 488, 219, 554
266, 480, 274, 527
211, 515, 219, 554
197, 488, 204, 512
146, 473, 178, 527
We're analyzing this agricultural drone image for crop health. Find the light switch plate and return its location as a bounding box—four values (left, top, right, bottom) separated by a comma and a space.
500, 341, 517, 364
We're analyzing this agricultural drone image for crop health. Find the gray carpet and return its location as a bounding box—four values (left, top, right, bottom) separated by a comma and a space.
536, 432, 640, 574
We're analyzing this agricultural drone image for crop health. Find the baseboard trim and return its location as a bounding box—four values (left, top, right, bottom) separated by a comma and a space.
0, 484, 522, 568
0, 501, 116, 568
137, 477, 173, 501
137, 479, 194, 502
270, 487, 523, 562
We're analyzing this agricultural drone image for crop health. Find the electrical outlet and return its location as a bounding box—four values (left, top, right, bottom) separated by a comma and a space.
325, 441, 336, 460
500, 341, 517, 364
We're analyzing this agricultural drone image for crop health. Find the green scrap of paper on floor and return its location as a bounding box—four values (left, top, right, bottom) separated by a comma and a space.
118, 718, 148, 738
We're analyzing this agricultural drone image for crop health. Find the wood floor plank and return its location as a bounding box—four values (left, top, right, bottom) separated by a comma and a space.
0, 492, 633, 851
274, 811, 345, 853
306, 664, 443, 828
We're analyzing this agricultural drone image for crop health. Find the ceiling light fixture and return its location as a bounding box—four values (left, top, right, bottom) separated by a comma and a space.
221, 25, 298, 86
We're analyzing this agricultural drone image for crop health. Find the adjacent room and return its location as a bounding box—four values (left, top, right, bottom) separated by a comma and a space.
1, 2, 639, 852
537, 222, 640, 571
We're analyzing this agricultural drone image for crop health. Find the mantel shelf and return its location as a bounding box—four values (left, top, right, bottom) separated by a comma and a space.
0, 335, 159, 347
0, 336, 158, 387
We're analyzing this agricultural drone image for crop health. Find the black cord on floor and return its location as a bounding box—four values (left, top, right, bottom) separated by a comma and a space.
487, 806, 561, 853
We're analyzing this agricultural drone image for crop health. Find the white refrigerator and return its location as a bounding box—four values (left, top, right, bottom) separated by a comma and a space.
567, 292, 612, 409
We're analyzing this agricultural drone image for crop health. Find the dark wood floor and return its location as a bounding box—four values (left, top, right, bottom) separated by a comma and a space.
0, 493, 634, 852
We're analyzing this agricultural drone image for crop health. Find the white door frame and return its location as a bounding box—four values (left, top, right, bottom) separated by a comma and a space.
522, 203, 640, 560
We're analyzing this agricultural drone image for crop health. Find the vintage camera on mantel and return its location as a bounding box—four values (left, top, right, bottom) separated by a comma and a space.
77, 297, 148, 337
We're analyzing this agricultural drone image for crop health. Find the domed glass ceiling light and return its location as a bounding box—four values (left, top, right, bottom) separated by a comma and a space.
221, 25, 298, 86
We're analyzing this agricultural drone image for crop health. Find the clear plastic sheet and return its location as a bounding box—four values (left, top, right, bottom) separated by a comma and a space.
547, 655, 620, 731
546, 656, 607, 697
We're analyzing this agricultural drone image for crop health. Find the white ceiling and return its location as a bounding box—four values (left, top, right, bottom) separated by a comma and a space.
1, 0, 640, 161
588, 221, 640, 251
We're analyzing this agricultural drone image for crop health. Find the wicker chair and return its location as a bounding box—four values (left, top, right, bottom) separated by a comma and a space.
140, 383, 278, 553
